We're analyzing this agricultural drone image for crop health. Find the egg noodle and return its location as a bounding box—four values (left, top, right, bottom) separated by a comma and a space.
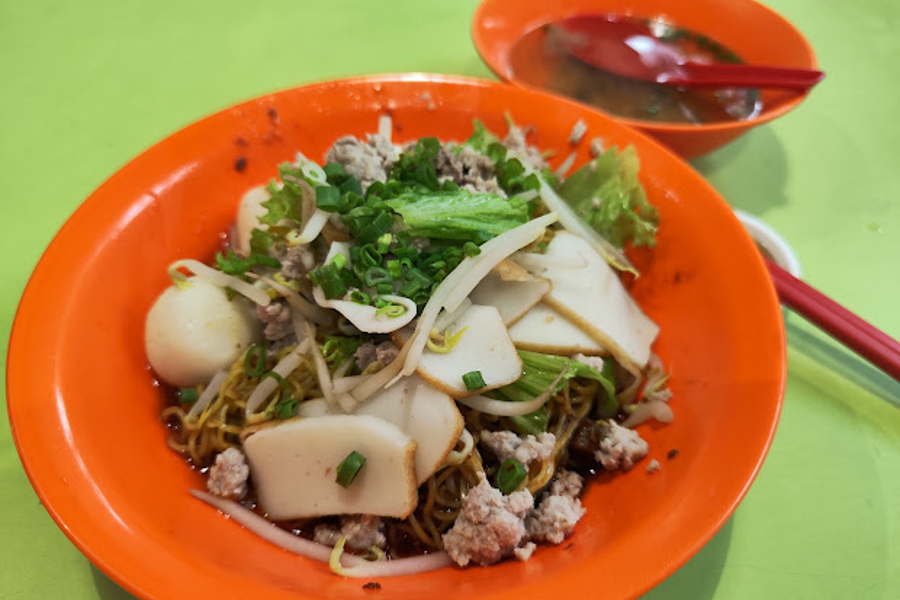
163, 339, 610, 552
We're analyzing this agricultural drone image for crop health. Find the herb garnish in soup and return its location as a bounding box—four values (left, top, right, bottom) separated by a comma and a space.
508, 16, 763, 124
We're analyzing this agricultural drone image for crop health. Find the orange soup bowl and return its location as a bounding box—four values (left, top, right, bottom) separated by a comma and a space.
472, 0, 821, 158
7, 74, 785, 600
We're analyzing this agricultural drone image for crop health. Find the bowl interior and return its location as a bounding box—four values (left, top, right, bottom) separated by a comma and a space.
472, 0, 819, 155
7, 75, 785, 600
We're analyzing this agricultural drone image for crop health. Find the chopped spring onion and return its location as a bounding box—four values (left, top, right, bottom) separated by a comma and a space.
397, 268, 432, 296
178, 387, 198, 404
462, 370, 486, 392
335, 451, 367, 488
313, 288, 416, 333
496, 458, 527, 494
359, 244, 382, 268
375, 303, 406, 318
350, 290, 372, 305
315, 185, 342, 212
386, 259, 402, 279
330, 252, 348, 270
462, 241, 481, 257
320, 335, 365, 369
295, 152, 328, 185
310, 263, 349, 299
364, 266, 391, 287
376, 232, 393, 253
261, 371, 297, 419
243, 344, 267, 378
274, 397, 300, 419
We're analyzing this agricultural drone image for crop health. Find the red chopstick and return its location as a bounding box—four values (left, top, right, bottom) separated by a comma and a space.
764, 257, 900, 380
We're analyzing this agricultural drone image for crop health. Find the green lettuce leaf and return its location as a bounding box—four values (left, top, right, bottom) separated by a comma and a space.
215, 249, 281, 277
385, 190, 529, 241
257, 162, 309, 227
494, 350, 618, 434
249, 227, 277, 256
509, 407, 549, 437
557, 146, 659, 248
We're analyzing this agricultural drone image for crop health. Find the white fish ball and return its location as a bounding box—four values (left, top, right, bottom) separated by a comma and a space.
145, 277, 260, 387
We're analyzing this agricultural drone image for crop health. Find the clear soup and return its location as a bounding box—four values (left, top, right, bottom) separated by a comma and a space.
508, 17, 763, 125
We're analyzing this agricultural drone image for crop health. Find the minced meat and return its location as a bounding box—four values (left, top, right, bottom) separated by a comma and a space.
207, 447, 250, 500
547, 469, 584, 499
502, 124, 547, 172
525, 469, 586, 545
526, 494, 585, 545
278, 245, 315, 282
354, 340, 399, 371
513, 542, 536, 561
435, 144, 507, 196
569, 419, 649, 471
325, 134, 399, 191
313, 515, 387, 551
595, 419, 649, 471
572, 352, 605, 372
442, 474, 533, 566
479, 430, 556, 469
257, 299, 293, 341
569, 119, 587, 145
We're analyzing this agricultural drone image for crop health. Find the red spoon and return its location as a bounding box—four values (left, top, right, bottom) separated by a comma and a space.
551, 14, 825, 91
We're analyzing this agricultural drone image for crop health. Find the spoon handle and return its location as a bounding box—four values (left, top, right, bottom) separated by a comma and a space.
764, 257, 900, 380
661, 63, 826, 91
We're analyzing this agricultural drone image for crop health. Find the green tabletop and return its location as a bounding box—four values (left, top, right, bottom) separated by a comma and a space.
2, 0, 898, 599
